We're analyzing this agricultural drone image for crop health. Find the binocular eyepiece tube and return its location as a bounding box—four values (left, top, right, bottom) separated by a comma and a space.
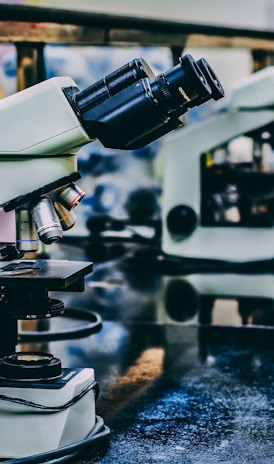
65, 53, 224, 150
75, 57, 156, 111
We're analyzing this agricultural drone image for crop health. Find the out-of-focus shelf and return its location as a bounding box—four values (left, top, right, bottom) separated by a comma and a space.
1, 3, 274, 49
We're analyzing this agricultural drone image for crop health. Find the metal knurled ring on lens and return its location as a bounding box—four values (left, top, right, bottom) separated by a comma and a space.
154, 74, 179, 110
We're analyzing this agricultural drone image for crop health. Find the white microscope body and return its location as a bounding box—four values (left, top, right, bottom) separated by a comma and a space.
0, 76, 88, 247
0, 74, 103, 460
162, 66, 274, 261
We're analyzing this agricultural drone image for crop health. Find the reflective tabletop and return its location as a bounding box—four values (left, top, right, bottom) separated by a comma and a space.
20, 249, 274, 464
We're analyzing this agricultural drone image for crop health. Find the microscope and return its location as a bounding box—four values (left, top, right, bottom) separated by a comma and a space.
162, 65, 274, 262
0, 54, 224, 459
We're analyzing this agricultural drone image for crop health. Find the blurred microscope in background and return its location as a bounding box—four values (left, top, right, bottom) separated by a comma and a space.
162, 65, 274, 262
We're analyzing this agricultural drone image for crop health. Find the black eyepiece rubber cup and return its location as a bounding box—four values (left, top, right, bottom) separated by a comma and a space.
196, 58, 225, 101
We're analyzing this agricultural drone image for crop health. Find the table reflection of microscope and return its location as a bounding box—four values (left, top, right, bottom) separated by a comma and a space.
162, 65, 274, 261
0, 54, 224, 459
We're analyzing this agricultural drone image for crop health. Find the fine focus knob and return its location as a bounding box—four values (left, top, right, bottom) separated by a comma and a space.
167, 204, 197, 236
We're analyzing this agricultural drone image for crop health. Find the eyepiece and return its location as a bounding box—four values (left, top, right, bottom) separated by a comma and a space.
162, 54, 212, 107
149, 54, 213, 114
196, 58, 225, 101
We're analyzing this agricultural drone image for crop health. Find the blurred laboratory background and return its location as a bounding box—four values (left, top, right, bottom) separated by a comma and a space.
1, 2, 274, 463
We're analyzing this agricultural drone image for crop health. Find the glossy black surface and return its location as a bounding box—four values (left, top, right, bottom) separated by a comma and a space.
21, 254, 274, 463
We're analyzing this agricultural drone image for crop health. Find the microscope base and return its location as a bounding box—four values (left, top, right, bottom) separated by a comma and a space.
0, 367, 97, 458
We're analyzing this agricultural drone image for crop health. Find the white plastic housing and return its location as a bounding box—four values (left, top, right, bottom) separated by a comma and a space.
0, 368, 96, 458
0, 77, 92, 207
0, 77, 91, 155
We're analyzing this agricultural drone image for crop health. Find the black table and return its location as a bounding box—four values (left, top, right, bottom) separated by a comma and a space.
42, 256, 274, 464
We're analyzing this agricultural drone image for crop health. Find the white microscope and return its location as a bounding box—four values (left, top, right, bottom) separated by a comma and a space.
162, 65, 274, 262
0, 54, 224, 459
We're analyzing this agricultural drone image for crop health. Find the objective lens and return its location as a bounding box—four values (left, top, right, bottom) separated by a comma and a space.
54, 201, 76, 231
31, 197, 63, 244
16, 209, 39, 252
57, 183, 85, 210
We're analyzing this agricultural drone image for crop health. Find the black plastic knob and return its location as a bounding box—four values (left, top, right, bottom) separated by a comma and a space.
166, 204, 197, 236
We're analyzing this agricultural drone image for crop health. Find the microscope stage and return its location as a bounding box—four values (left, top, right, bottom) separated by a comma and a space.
0, 259, 93, 291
